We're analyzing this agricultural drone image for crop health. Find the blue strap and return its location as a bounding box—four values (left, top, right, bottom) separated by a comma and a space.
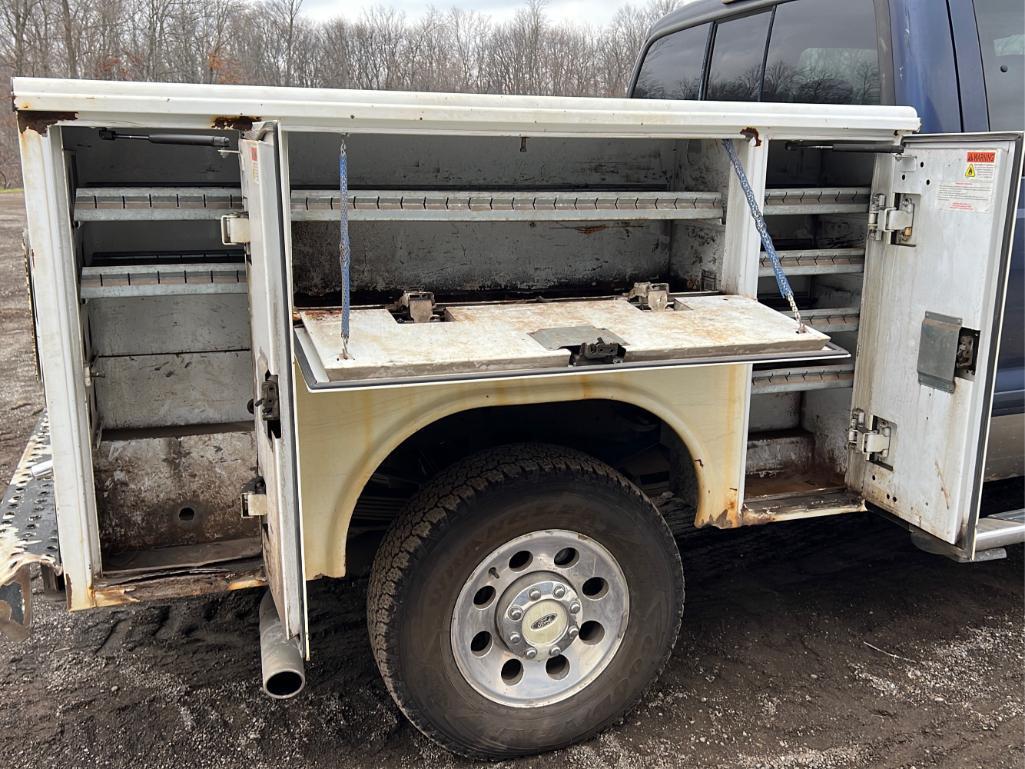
339, 140, 352, 355
720, 138, 805, 332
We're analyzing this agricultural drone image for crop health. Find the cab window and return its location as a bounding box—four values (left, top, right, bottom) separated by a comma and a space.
762, 0, 881, 104
705, 11, 773, 101
975, 0, 1025, 131
633, 23, 710, 100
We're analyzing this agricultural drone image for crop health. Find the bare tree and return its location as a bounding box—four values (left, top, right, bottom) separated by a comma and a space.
0, 0, 683, 185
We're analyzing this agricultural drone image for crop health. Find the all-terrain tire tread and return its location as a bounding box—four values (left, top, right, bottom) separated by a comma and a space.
366, 442, 683, 759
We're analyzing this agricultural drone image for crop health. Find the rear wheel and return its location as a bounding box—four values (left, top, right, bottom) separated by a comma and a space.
367, 443, 684, 759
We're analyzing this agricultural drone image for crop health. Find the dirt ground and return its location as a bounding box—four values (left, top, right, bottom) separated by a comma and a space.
0, 192, 1022, 769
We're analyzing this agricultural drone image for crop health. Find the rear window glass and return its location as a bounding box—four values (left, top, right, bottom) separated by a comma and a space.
762, 0, 881, 104
706, 11, 773, 101
975, 0, 1024, 131
633, 24, 710, 100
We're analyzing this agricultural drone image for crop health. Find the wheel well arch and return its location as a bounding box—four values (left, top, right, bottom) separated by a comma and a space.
343, 398, 703, 572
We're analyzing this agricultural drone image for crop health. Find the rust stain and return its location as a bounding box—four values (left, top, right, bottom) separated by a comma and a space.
707, 485, 742, 529
741, 127, 762, 146
17, 110, 78, 134
573, 224, 609, 235
934, 460, 951, 509
91, 586, 141, 607
739, 506, 779, 526
211, 114, 260, 131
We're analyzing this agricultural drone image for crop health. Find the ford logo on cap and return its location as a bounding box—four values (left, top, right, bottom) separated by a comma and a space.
531, 613, 558, 630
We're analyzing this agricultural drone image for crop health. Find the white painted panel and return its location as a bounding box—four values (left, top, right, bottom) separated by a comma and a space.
12, 77, 920, 141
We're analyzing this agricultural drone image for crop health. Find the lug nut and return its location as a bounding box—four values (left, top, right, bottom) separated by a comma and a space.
553, 585, 566, 598
509, 607, 523, 621
567, 627, 579, 639
509, 633, 522, 644
569, 602, 581, 614
529, 589, 541, 601
525, 647, 537, 659
550, 646, 561, 657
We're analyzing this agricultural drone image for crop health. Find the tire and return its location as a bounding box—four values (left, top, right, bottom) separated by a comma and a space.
367, 442, 684, 759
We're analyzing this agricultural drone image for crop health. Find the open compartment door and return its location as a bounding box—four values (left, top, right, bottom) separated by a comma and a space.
847, 134, 1024, 556
238, 125, 307, 647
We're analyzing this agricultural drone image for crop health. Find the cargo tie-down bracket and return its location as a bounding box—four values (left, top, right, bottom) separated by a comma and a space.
720, 138, 805, 333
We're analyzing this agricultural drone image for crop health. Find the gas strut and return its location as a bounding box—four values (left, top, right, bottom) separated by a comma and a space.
99, 128, 230, 148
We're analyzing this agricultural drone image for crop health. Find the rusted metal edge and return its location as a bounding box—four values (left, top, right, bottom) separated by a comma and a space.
17, 110, 78, 134
741, 127, 762, 146
91, 564, 265, 607
0, 527, 58, 641
17, 109, 255, 134
211, 115, 260, 131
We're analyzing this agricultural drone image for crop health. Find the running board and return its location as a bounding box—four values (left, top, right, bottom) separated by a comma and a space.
975, 509, 1025, 551
910, 509, 1025, 563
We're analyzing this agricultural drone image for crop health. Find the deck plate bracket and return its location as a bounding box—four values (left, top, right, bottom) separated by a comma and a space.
529, 325, 628, 366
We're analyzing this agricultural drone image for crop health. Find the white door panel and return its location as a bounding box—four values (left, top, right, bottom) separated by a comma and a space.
848, 134, 1023, 552
239, 127, 307, 646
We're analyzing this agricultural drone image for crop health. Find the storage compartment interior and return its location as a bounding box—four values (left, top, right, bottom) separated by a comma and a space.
60, 124, 879, 562
62, 127, 260, 577
743, 145, 877, 516
285, 133, 838, 385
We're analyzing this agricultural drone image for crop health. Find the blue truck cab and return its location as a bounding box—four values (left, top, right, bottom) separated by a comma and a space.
630, 0, 1024, 484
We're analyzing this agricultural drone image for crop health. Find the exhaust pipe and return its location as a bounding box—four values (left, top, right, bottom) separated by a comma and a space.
259, 591, 306, 699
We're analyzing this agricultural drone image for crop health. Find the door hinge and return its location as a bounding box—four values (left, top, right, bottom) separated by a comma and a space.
220, 213, 251, 245
848, 408, 893, 463
868, 194, 915, 242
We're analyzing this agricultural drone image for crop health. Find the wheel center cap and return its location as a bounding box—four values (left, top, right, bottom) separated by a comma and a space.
521, 600, 568, 647
497, 572, 581, 659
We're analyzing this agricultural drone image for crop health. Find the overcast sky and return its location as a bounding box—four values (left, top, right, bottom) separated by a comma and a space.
298, 0, 631, 26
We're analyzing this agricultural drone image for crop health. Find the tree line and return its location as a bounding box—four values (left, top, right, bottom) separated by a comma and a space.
0, 0, 679, 185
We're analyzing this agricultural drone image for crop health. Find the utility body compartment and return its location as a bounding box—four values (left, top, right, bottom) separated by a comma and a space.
4, 79, 1022, 657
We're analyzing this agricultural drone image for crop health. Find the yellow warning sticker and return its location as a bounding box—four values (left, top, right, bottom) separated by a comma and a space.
939, 149, 1000, 213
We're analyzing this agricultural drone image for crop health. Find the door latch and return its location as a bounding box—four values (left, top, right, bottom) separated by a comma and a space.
848, 408, 893, 464
240, 477, 268, 519
220, 213, 251, 245
254, 376, 280, 422
394, 290, 436, 323
868, 194, 915, 242
626, 281, 672, 311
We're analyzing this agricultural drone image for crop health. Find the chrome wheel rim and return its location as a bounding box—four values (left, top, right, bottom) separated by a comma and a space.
450, 529, 629, 707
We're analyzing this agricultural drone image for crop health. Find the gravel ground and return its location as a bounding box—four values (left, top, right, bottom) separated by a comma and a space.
0, 193, 1022, 769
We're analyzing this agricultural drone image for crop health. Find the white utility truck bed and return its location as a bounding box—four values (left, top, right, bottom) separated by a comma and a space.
4, 76, 1022, 761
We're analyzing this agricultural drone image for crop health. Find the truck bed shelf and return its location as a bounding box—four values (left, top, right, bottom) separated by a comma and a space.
75, 187, 243, 221
763, 187, 870, 215
759, 247, 865, 276
750, 362, 854, 393
798, 307, 860, 333
73, 185, 870, 222
80, 262, 247, 298
291, 189, 724, 221
74, 186, 725, 223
